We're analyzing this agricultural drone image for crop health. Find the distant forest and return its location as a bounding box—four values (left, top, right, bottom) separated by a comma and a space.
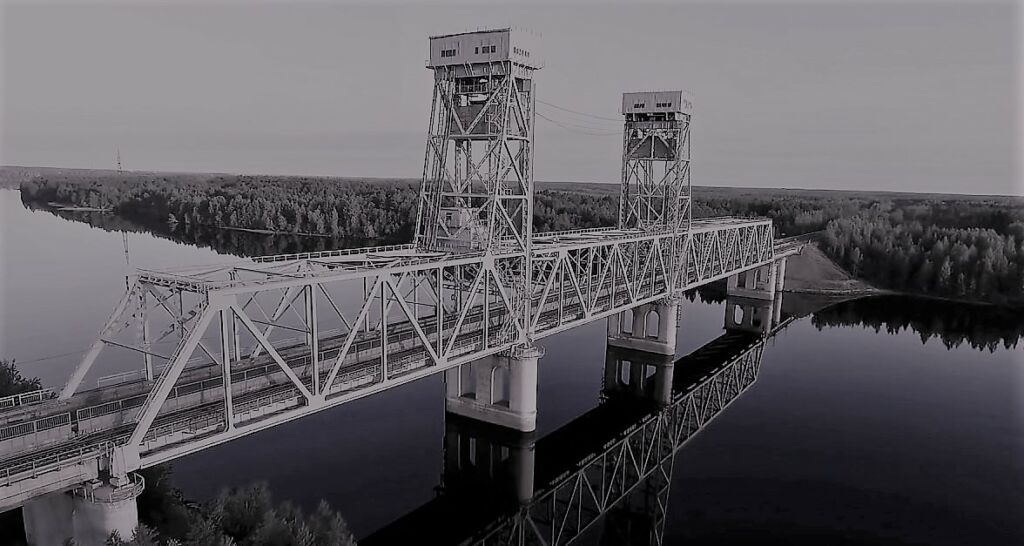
18, 174, 1024, 305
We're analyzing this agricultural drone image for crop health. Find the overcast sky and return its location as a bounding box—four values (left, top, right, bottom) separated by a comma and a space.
2, 1, 1020, 195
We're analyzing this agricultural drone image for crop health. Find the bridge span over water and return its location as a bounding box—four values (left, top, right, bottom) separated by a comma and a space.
1, 27, 801, 544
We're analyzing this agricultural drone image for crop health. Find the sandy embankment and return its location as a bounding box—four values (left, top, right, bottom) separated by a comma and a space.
783, 242, 880, 296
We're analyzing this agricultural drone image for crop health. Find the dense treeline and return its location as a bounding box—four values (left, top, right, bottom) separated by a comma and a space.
18, 175, 1024, 304
693, 194, 871, 237
34, 206, 357, 258
533, 191, 618, 232
21, 175, 418, 243
16, 176, 880, 241
811, 295, 1023, 352
822, 204, 1024, 305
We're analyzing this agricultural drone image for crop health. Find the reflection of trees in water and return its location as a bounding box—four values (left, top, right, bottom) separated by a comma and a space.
812, 295, 1022, 352
683, 283, 728, 304
31, 204, 394, 258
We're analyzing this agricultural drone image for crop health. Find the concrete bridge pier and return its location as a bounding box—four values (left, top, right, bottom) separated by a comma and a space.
607, 298, 680, 356
444, 344, 542, 432
22, 474, 144, 546
726, 260, 780, 301
725, 257, 788, 334
603, 347, 675, 406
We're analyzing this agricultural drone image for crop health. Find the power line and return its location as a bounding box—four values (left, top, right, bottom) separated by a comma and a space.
536, 111, 621, 136
536, 108, 621, 134
536, 99, 623, 122
13, 349, 90, 365
537, 108, 618, 133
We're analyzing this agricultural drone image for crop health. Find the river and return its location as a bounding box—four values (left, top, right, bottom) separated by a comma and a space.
0, 188, 1021, 544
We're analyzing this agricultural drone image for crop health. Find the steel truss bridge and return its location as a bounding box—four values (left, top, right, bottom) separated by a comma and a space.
0, 218, 777, 509
365, 321, 781, 546
0, 27, 796, 517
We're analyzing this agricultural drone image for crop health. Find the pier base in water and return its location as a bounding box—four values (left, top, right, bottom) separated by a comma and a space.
444, 345, 541, 432
607, 299, 680, 356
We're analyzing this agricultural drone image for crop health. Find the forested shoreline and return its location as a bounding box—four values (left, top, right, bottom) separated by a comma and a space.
17, 173, 1024, 305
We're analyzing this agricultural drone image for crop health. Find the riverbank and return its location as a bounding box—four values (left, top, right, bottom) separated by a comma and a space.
782, 241, 881, 296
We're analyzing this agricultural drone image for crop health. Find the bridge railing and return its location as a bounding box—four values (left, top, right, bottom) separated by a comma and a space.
0, 442, 111, 488
0, 389, 56, 411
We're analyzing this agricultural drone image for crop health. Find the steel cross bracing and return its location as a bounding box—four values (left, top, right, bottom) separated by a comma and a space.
414, 62, 536, 256
471, 338, 765, 546
618, 116, 691, 233
0, 219, 776, 509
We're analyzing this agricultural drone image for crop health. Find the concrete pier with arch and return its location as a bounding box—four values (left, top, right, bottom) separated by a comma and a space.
606, 299, 681, 356
444, 345, 543, 432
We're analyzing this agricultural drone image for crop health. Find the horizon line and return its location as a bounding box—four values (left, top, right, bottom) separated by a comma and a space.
2, 164, 1021, 200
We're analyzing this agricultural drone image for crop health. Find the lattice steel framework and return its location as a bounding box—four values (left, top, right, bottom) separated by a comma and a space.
414, 62, 536, 255
618, 92, 692, 234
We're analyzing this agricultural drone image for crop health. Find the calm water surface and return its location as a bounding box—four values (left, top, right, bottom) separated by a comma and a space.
1, 189, 1021, 544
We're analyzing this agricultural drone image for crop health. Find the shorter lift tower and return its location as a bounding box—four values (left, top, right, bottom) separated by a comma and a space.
618, 91, 693, 234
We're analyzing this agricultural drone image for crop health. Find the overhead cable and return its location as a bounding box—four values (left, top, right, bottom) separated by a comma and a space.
536, 99, 623, 122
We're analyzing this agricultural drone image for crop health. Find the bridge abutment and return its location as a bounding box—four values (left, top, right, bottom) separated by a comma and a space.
606, 299, 680, 356
444, 345, 542, 432
22, 474, 143, 546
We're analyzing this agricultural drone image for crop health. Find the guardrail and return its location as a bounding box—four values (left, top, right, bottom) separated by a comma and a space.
0, 413, 71, 442
74, 472, 145, 503
0, 443, 111, 488
0, 389, 56, 410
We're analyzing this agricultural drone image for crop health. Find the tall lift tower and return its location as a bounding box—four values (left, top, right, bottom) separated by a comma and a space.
414, 28, 541, 254
618, 91, 693, 234
415, 28, 541, 350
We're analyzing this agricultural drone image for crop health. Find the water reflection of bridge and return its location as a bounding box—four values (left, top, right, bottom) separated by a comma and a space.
365, 296, 788, 546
